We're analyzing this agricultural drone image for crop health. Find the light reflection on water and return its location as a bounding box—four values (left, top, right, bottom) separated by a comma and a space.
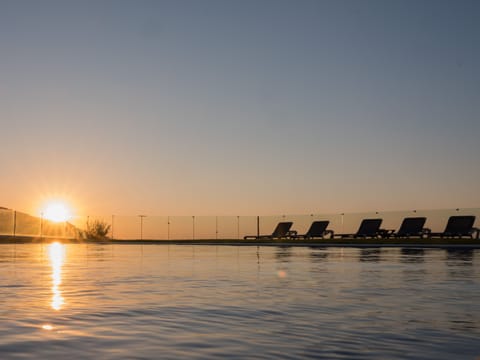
0, 244, 479, 359
48, 242, 65, 311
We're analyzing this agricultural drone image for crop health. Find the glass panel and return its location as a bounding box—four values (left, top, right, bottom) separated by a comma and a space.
1, 208, 479, 240
0, 209, 13, 236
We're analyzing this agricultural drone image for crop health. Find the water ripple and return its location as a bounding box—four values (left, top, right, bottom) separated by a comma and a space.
0, 245, 479, 359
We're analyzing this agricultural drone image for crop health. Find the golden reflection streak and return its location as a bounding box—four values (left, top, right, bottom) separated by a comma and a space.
48, 242, 65, 310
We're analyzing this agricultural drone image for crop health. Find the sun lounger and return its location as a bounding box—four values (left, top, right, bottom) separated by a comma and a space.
430, 215, 479, 239
337, 218, 383, 238
243, 221, 294, 240
292, 221, 334, 239
393, 217, 430, 238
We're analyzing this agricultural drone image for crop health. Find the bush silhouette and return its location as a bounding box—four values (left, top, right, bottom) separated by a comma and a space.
83, 219, 111, 240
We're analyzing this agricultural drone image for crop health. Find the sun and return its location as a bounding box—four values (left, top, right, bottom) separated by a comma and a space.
42, 201, 72, 222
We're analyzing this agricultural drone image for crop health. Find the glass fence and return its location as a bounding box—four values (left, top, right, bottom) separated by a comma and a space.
1, 208, 479, 240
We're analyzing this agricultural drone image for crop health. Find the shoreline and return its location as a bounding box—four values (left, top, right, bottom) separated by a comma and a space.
1, 235, 479, 249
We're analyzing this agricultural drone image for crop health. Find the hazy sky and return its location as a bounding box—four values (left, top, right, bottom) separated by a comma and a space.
1, 0, 479, 216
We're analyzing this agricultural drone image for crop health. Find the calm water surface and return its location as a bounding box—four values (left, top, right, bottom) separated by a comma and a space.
0, 244, 479, 359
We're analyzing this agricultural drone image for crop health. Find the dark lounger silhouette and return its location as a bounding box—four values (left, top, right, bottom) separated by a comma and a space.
430, 216, 479, 239
292, 221, 334, 239
393, 217, 430, 238
337, 218, 383, 238
243, 221, 294, 240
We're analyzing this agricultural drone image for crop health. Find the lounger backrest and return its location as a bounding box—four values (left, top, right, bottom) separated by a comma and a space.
397, 217, 427, 236
443, 216, 475, 236
356, 219, 382, 236
271, 222, 293, 237
305, 221, 329, 237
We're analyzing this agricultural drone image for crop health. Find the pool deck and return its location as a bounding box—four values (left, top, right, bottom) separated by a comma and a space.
1, 235, 479, 248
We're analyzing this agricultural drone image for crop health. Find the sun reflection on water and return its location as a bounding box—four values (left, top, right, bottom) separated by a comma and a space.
48, 242, 65, 310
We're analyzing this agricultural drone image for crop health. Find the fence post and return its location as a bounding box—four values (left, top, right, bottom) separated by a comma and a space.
13, 211, 16, 239
237, 216, 240, 240
341, 213, 344, 234
167, 216, 170, 240
192, 216, 195, 240
40, 212, 43, 240
111, 215, 115, 240
139, 215, 146, 241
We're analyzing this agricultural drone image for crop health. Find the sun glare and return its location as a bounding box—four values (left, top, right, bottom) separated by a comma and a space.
42, 201, 72, 223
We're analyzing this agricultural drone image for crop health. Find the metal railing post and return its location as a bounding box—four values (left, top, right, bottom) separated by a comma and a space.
139, 215, 146, 240
40, 212, 43, 240
111, 215, 115, 240
237, 216, 240, 240
192, 216, 195, 240
13, 211, 16, 239
167, 216, 170, 240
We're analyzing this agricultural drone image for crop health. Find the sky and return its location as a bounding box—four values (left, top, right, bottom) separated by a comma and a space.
1, 0, 479, 217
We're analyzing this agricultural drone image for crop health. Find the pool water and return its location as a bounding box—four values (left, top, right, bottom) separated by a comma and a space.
0, 244, 479, 359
